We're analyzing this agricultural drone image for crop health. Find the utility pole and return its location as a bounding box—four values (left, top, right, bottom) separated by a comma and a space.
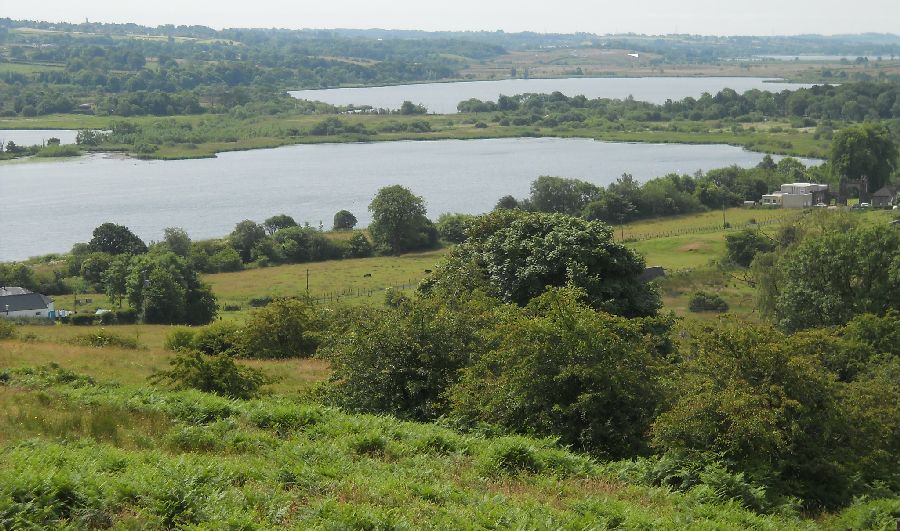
306, 269, 309, 292
723, 199, 727, 229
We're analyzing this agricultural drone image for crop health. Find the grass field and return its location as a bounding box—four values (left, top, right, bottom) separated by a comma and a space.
0, 352, 886, 528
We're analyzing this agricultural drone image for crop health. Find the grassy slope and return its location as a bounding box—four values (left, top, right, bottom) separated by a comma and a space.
0, 359, 839, 529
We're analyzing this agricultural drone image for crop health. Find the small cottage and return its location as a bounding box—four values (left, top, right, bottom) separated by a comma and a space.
0, 287, 55, 319
871, 185, 899, 208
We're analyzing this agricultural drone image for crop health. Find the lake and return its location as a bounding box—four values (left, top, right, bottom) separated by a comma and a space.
0, 129, 79, 147
290, 77, 813, 114
0, 138, 820, 261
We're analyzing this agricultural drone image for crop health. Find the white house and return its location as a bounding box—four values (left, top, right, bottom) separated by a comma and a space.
761, 183, 829, 209
0, 287, 55, 319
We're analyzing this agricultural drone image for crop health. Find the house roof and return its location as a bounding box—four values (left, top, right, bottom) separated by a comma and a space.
872, 185, 900, 197
0, 286, 30, 297
1, 293, 53, 312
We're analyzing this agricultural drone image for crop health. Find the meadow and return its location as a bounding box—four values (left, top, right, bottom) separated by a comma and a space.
0, 358, 893, 528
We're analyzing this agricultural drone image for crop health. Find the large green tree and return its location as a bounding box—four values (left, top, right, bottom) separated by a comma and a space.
125, 251, 217, 325
368, 185, 437, 254
830, 123, 898, 191
229, 220, 267, 262
88, 222, 147, 255
422, 210, 660, 317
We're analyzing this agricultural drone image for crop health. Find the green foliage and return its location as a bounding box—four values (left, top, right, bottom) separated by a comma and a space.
88, 222, 147, 255
125, 251, 218, 325
164, 327, 197, 352
161, 227, 191, 257
423, 210, 660, 317
238, 297, 321, 359
0, 319, 17, 340
435, 213, 475, 244
273, 226, 341, 263
342, 233, 373, 258
651, 318, 897, 509
830, 123, 898, 191
79, 252, 113, 291
68, 329, 140, 349
262, 214, 297, 235
323, 292, 496, 420
688, 291, 730, 313
773, 224, 900, 332
228, 220, 267, 262
841, 310, 900, 358
149, 351, 272, 399
192, 321, 241, 355
332, 210, 358, 231
475, 436, 594, 477
725, 230, 775, 268
368, 185, 437, 254
451, 288, 669, 458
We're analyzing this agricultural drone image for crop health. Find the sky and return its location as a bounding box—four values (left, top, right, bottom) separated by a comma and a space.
4, 0, 899, 36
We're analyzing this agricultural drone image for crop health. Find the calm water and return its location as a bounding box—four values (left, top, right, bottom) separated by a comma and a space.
0, 138, 820, 261
290, 77, 813, 113
0, 130, 79, 147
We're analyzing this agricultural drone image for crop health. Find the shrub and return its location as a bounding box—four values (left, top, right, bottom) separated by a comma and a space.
68, 329, 140, 349
322, 291, 495, 420
0, 319, 16, 339
435, 213, 474, 244
450, 288, 669, 458
164, 328, 197, 352
149, 351, 272, 399
70, 314, 95, 326
688, 291, 729, 313
238, 297, 321, 359
114, 308, 138, 324
192, 321, 240, 355
650, 318, 891, 509
343, 233, 373, 259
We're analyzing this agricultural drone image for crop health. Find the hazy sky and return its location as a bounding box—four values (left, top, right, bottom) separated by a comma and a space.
5, 0, 899, 36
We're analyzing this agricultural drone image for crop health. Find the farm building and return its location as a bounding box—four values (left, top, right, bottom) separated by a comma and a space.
761, 182, 829, 208
0, 287, 55, 319
871, 185, 899, 207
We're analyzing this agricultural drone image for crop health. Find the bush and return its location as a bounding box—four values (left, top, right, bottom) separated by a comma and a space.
343, 233, 373, 258
0, 319, 17, 340
436, 213, 474, 244
650, 318, 891, 509
322, 292, 495, 420
149, 351, 272, 399
450, 288, 669, 458
238, 297, 321, 359
68, 329, 140, 349
192, 321, 241, 355
69, 314, 95, 326
164, 328, 197, 352
688, 291, 729, 313
114, 308, 138, 324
